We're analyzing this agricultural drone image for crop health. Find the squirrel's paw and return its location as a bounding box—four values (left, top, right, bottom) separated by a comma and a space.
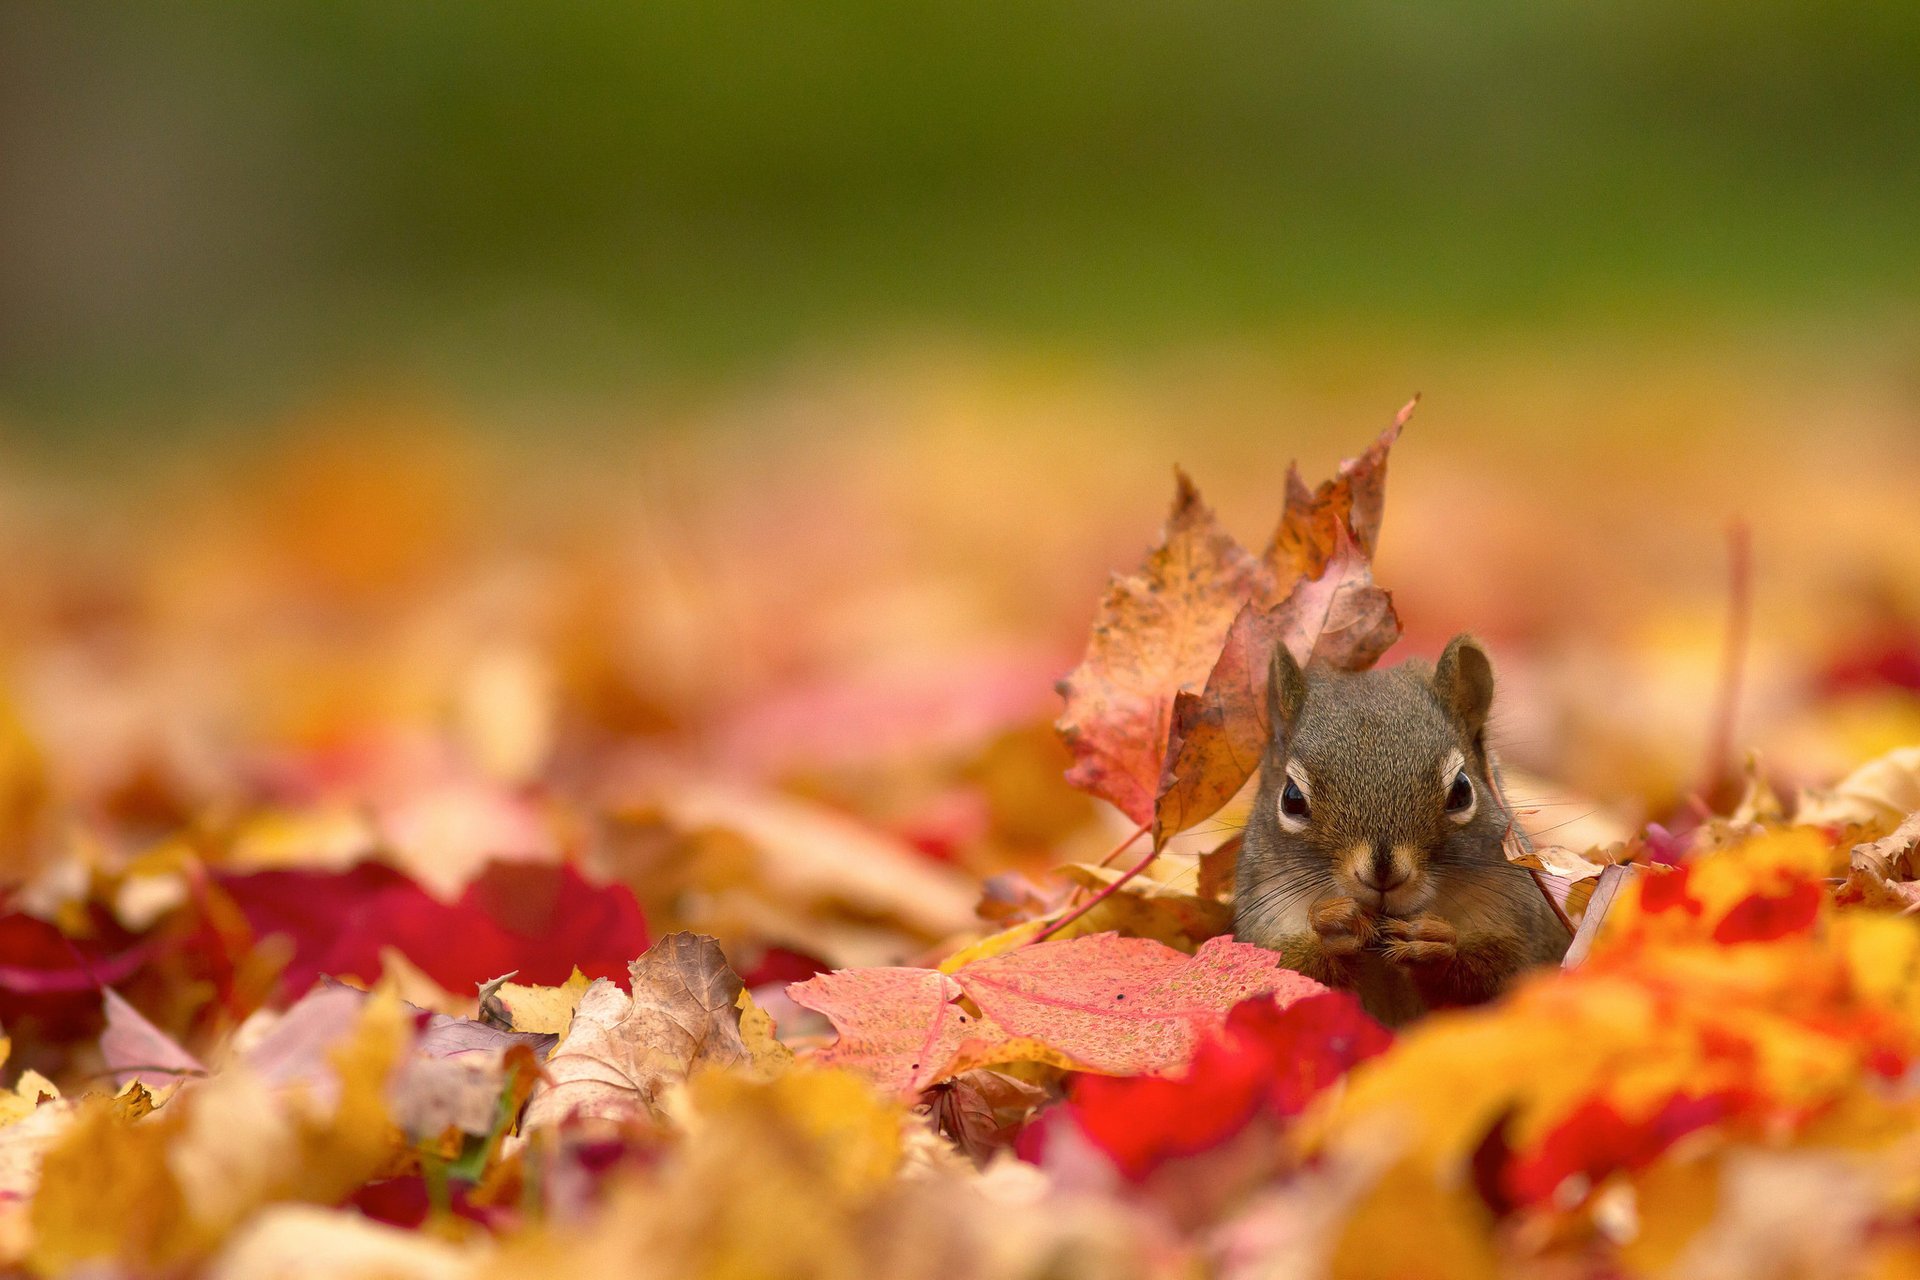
1377, 913, 1458, 967
1309, 895, 1376, 958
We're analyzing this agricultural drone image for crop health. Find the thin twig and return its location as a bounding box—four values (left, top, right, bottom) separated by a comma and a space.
1095, 822, 1152, 869
1701, 520, 1753, 801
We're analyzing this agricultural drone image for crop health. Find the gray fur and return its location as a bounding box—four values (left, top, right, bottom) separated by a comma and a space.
1234, 639, 1569, 1024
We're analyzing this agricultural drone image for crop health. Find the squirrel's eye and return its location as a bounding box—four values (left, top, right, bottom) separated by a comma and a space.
1280, 778, 1310, 821
1445, 771, 1474, 814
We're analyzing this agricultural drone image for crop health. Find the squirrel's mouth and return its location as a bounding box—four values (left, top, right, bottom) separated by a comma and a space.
1338, 842, 1432, 917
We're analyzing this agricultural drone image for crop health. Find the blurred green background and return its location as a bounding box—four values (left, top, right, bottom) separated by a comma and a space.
3, 1, 1917, 426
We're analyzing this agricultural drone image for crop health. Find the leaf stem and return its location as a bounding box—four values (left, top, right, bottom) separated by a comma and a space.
1095, 822, 1152, 869
1034, 829, 1157, 944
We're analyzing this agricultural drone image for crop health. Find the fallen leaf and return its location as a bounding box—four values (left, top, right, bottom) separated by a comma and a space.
928, 1069, 1049, 1166
1796, 746, 1920, 828
1156, 601, 1289, 845
520, 932, 756, 1133
100, 988, 206, 1090
785, 966, 1014, 1096
1066, 992, 1390, 1181
1155, 531, 1400, 845
794, 932, 1321, 1098
1268, 524, 1400, 674
218, 859, 649, 1000
208, 1203, 476, 1280
479, 966, 590, 1036
958, 934, 1321, 1076
1852, 810, 1920, 885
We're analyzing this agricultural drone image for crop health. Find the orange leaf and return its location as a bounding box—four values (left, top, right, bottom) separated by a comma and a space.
1263, 399, 1410, 582
1055, 471, 1274, 827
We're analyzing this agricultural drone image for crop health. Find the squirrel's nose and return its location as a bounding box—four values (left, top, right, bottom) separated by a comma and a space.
1356, 849, 1410, 893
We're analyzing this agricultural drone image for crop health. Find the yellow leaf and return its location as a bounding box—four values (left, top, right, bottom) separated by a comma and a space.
483, 966, 590, 1036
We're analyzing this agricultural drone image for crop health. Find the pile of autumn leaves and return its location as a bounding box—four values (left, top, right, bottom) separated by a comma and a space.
11, 419, 1920, 1279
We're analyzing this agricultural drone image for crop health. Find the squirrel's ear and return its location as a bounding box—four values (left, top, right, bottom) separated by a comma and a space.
1267, 642, 1308, 734
1433, 635, 1495, 739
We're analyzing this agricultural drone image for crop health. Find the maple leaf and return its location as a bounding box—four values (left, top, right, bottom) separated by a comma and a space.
215, 858, 649, 1002
520, 932, 759, 1133
959, 934, 1323, 1075
791, 932, 1323, 1096
1156, 527, 1399, 846
785, 966, 1016, 1096
1061, 421, 1405, 850
1055, 471, 1275, 829
1263, 401, 1409, 582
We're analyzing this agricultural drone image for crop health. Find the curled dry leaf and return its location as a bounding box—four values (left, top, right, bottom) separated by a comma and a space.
1264, 403, 1408, 581
520, 932, 756, 1133
1796, 745, 1920, 829
1852, 811, 1920, 885
928, 1069, 1050, 1167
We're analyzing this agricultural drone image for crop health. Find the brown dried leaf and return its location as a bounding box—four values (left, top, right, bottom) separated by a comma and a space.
521, 933, 755, 1133
927, 1069, 1049, 1167
1264, 400, 1411, 581
1156, 601, 1289, 845
1056, 472, 1275, 827
1796, 746, 1920, 829
1851, 809, 1920, 882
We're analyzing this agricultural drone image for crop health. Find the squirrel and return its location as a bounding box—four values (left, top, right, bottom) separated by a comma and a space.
1232, 634, 1569, 1026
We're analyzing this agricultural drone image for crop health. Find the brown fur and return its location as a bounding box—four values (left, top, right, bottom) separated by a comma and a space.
1233, 636, 1568, 1027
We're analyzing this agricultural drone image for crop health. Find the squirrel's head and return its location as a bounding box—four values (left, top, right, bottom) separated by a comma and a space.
1257, 634, 1504, 918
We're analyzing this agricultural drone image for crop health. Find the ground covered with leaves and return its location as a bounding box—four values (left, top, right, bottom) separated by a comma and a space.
5, 396, 1920, 1279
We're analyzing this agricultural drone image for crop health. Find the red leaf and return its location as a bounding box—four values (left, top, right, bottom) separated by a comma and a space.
1638, 865, 1700, 916
1504, 1091, 1741, 1207
1066, 991, 1391, 1180
1712, 878, 1824, 944
220, 859, 648, 1000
